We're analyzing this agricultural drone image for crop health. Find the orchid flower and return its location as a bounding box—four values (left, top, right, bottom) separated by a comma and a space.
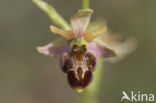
37, 9, 136, 92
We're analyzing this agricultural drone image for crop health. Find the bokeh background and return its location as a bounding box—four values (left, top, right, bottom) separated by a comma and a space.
0, 0, 156, 103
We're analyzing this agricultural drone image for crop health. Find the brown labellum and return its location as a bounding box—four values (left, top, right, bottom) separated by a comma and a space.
59, 52, 97, 91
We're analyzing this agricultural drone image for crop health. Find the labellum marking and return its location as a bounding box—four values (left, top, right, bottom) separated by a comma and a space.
69, 57, 89, 80
60, 49, 97, 90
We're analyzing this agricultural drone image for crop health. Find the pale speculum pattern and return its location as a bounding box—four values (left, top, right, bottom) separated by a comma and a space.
60, 52, 96, 89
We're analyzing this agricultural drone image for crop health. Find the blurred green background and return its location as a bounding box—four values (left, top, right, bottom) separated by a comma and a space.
0, 0, 156, 103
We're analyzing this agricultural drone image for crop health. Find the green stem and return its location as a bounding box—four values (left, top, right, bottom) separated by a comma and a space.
32, 0, 70, 30
82, 0, 89, 9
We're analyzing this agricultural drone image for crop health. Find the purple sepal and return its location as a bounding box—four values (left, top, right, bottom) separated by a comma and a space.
37, 43, 69, 57
87, 42, 116, 58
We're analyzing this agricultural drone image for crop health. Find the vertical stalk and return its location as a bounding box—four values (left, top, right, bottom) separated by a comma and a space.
82, 0, 89, 9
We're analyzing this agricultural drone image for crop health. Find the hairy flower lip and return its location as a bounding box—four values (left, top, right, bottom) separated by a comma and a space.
59, 51, 96, 91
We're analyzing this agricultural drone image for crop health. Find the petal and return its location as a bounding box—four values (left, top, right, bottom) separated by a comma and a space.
87, 41, 116, 58
95, 33, 137, 63
83, 26, 107, 42
70, 9, 93, 37
106, 37, 137, 63
50, 25, 74, 41
37, 38, 69, 57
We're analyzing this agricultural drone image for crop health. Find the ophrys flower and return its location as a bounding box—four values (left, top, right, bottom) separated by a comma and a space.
37, 9, 135, 92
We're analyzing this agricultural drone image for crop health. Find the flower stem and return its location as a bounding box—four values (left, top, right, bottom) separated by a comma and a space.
82, 0, 89, 9
32, 0, 70, 30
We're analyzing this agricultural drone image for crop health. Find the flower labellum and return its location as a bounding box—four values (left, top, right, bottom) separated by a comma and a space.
37, 9, 120, 92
